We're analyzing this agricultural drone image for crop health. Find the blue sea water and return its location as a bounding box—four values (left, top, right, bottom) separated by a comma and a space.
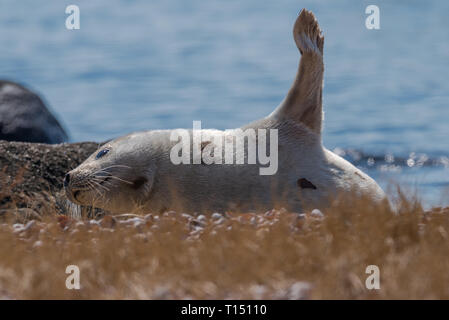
0, 0, 448, 207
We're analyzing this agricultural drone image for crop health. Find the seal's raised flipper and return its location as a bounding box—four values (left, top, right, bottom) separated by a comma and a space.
272, 9, 324, 134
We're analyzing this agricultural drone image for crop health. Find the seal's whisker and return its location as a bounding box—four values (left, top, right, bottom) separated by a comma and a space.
70, 183, 91, 190
90, 176, 111, 186
92, 183, 106, 190
90, 172, 133, 185
104, 175, 134, 185
83, 181, 98, 203
102, 164, 132, 169
86, 180, 103, 197
90, 166, 130, 179
88, 181, 106, 205
91, 179, 110, 192
90, 176, 110, 184
92, 173, 134, 185
100, 180, 117, 189
94, 165, 131, 173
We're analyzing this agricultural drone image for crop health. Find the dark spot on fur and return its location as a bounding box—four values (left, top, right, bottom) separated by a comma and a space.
297, 178, 317, 190
132, 177, 148, 189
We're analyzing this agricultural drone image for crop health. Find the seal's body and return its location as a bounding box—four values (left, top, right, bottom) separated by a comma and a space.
64, 9, 385, 214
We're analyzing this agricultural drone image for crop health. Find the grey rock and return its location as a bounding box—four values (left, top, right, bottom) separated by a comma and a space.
0, 80, 68, 143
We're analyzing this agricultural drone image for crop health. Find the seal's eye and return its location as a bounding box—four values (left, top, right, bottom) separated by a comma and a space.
95, 149, 110, 160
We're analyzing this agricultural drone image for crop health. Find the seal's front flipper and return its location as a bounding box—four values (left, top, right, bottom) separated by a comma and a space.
271, 9, 324, 135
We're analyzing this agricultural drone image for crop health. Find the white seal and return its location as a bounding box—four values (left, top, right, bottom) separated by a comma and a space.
64, 9, 385, 214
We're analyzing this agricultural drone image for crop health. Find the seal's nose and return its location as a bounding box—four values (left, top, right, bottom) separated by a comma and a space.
63, 173, 70, 188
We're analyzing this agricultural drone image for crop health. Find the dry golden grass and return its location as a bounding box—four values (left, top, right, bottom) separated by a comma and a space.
1, 187, 449, 300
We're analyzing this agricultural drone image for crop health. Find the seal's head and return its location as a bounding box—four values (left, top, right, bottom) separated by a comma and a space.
64, 134, 154, 213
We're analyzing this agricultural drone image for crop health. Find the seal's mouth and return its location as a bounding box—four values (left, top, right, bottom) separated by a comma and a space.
64, 187, 84, 205
73, 190, 81, 200
66, 175, 116, 204
64, 179, 92, 205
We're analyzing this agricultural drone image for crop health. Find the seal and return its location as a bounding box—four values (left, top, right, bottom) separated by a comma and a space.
64, 9, 386, 214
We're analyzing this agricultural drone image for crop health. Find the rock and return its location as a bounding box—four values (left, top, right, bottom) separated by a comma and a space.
249, 284, 267, 299
286, 281, 313, 300
181, 213, 193, 220
0, 80, 68, 143
118, 217, 144, 228
0, 140, 98, 192
311, 209, 324, 218
0, 140, 99, 214
211, 213, 222, 220
13, 219, 36, 234
189, 219, 206, 228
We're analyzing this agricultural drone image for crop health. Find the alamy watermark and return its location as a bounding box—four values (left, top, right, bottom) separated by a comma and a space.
65, 265, 80, 290
365, 265, 380, 290
365, 5, 380, 30
169, 121, 279, 175
64, 5, 380, 31
65, 5, 80, 30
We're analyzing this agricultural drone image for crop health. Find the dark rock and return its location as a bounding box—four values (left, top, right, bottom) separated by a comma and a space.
0, 140, 99, 213
0, 80, 68, 143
